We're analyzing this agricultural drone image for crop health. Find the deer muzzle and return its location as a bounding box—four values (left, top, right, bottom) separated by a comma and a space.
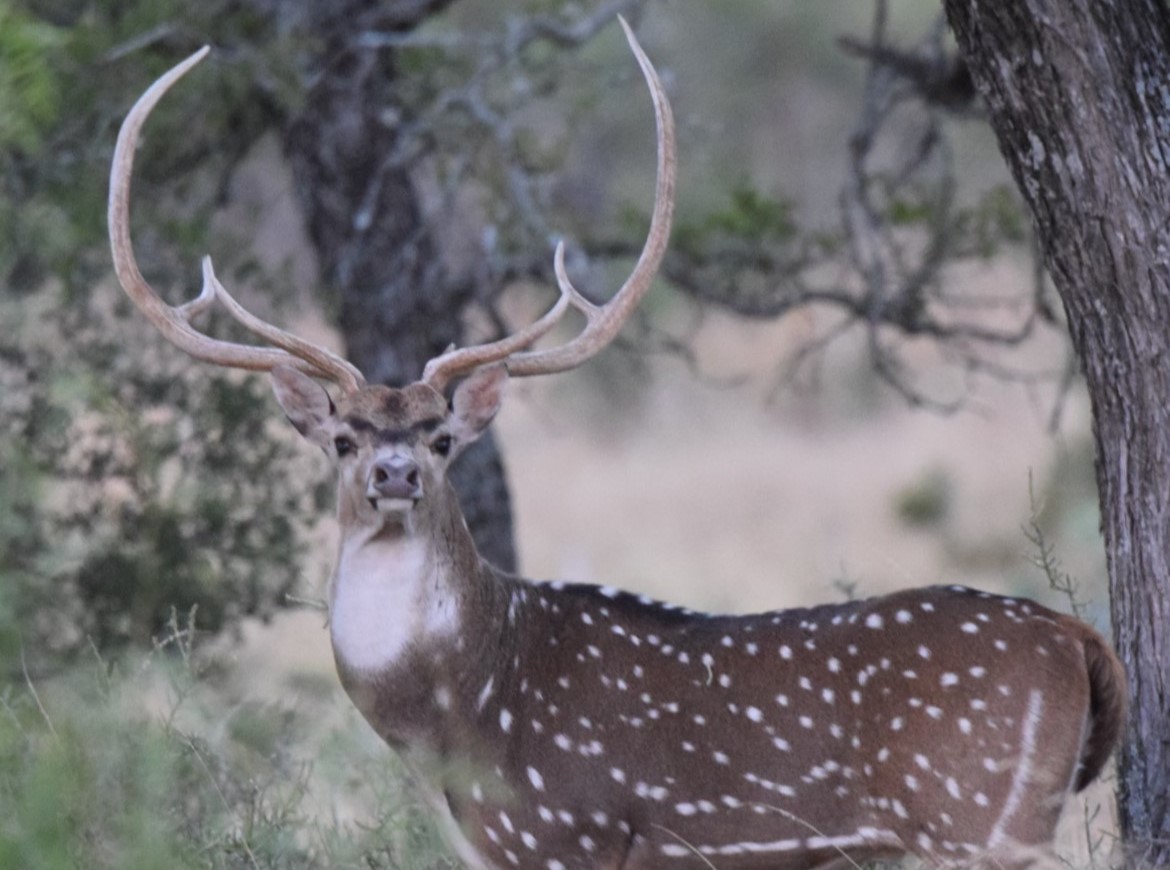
367, 455, 422, 507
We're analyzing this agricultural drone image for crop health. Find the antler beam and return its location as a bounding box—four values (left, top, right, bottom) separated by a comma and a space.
108, 46, 366, 394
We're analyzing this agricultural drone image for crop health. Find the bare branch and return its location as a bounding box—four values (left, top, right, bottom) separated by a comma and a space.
649, 5, 1050, 407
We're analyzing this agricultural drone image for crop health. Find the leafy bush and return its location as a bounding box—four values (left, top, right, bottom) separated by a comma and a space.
894, 466, 952, 528
0, 614, 456, 869
0, 0, 330, 665
0, 288, 327, 662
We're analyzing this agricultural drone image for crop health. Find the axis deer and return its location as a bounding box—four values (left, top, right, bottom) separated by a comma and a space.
109, 20, 1126, 870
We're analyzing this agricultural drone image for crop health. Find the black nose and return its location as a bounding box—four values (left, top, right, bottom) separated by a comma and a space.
369, 456, 422, 500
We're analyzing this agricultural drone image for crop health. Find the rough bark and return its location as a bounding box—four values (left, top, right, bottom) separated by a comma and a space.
944, 0, 1170, 861
280, 0, 517, 572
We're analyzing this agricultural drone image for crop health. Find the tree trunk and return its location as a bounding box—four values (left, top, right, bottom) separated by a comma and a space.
944, 0, 1170, 861
280, 0, 518, 572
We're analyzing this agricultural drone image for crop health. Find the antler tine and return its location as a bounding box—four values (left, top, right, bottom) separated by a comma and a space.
421, 240, 594, 392
505, 17, 675, 378
199, 257, 366, 389
420, 16, 676, 392
108, 47, 366, 395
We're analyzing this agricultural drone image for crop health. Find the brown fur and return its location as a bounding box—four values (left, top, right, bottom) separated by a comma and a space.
1075, 629, 1128, 791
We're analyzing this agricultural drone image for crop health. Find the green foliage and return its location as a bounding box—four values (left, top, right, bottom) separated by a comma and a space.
0, 3, 65, 153
0, 288, 323, 662
0, 0, 304, 294
886, 193, 934, 227
674, 181, 797, 254
0, 619, 455, 869
880, 180, 1027, 260
894, 467, 952, 528
0, 690, 198, 869
961, 184, 1028, 257
0, 0, 330, 664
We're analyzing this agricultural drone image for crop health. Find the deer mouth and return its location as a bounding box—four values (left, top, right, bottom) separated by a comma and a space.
365, 478, 422, 514
366, 493, 420, 514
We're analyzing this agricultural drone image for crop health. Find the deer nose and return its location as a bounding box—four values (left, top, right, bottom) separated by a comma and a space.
368, 456, 422, 501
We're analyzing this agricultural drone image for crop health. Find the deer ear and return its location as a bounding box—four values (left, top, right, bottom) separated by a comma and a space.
271, 365, 335, 443
450, 363, 508, 445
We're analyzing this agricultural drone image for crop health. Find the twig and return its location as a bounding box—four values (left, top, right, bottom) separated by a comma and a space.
86, 635, 115, 698
753, 802, 867, 870
103, 23, 181, 63
20, 646, 58, 741
0, 691, 26, 735
182, 733, 262, 870
1023, 472, 1088, 620
648, 823, 718, 870
285, 593, 329, 611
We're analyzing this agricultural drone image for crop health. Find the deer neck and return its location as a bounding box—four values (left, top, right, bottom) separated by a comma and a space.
328, 480, 505, 744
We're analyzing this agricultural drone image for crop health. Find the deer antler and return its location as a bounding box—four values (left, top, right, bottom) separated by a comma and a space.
421, 16, 677, 393
108, 47, 366, 395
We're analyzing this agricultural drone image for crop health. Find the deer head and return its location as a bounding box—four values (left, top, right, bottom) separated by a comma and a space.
108, 16, 672, 545
267, 363, 506, 533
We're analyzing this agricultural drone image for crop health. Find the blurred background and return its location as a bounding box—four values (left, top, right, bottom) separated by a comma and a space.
0, 1, 1114, 867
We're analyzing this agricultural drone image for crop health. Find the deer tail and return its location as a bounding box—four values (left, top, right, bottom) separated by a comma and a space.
1075, 633, 1127, 791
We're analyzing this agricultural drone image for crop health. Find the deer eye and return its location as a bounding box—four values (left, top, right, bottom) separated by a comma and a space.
431, 434, 452, 457
334, 436, 356, 457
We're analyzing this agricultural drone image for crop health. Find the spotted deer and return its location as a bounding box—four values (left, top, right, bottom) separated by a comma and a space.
109, 19, 1126, 870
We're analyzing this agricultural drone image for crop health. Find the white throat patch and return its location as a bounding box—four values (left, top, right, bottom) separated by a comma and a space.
330, 536, 457, 673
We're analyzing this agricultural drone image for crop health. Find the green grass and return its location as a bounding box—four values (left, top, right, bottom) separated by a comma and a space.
0, 613, 455, 869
